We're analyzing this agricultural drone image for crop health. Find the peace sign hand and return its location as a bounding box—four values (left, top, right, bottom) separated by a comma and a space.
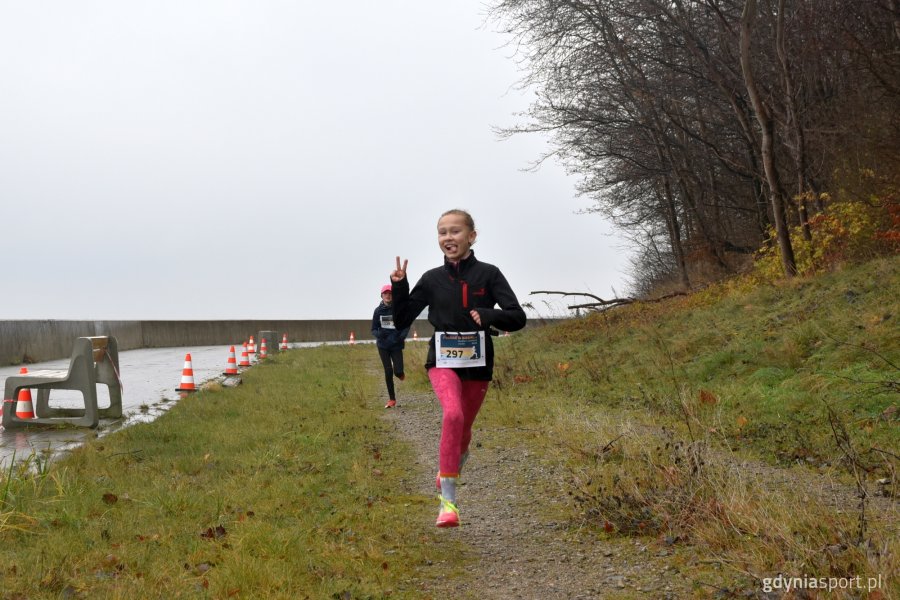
390, 256, 408, 282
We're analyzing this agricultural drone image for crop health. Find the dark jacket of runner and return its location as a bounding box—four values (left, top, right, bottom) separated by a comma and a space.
392, 252, 526, 380
371, 302, 409, 351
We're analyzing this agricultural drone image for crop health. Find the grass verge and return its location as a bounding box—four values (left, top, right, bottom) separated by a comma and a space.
0, 345, 454, 599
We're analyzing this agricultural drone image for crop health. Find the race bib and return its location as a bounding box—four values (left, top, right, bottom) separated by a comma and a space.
379, 315, 395, 329
435, 331, 486, 368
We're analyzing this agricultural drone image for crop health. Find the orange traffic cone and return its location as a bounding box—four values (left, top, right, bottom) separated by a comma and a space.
239, 343, 251, 367
15, 367, 35, 419
224, 346, 239, 375
176, 353, 197, 392
280, 333, 288, 351
260, 338, 268, 360
248, 336, 257, 361
349, 331, 356, 345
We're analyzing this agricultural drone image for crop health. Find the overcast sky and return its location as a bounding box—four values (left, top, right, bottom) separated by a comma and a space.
0, 1, 629, 320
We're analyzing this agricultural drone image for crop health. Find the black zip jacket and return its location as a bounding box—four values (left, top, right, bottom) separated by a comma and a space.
392, 251, 526, 380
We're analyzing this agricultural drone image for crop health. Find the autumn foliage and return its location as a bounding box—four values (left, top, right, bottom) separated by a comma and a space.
754, 188, 900, 280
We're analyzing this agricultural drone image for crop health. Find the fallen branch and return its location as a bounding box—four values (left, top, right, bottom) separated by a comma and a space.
867, 446, 900, 461
530, 290, 689, 312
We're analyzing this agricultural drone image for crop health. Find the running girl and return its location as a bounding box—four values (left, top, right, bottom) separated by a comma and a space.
390, 209, 526, 527
371, 284, 409, 408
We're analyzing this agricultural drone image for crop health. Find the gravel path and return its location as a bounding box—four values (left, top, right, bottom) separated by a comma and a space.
378, 377, 897, 600
382, 390, 695, 599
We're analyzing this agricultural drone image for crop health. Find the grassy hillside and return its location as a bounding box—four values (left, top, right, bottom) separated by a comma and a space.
460, 254, 899, 595
490, 255, 897, 470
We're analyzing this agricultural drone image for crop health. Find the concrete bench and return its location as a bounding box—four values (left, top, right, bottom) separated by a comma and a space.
2, 336, 123, 429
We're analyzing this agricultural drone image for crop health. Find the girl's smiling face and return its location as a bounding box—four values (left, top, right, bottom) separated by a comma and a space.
437, 213, 477, 261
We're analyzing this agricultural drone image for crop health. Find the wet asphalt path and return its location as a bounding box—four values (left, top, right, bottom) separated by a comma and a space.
0, 342, 326, 467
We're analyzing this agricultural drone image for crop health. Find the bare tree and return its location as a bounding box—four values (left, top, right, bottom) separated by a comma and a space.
490, 0, 899, 290
739, 0, 797, 276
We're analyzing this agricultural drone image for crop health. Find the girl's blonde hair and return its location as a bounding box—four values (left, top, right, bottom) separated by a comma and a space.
439, 209, 476, 231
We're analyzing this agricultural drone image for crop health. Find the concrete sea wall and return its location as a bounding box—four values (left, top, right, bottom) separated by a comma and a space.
0, 319, 436, 364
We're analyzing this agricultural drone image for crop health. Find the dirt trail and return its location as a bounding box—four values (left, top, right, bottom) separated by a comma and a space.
382, 391, 694, 599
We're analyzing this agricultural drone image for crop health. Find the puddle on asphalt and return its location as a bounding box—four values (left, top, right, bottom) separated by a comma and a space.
0, 389, 184, 468
0, 341, 360, 469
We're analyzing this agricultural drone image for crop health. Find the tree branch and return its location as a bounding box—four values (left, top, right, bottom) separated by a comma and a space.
530, 289, 689, 312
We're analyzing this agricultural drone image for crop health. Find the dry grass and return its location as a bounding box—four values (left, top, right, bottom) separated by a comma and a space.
481, 256, 899, 597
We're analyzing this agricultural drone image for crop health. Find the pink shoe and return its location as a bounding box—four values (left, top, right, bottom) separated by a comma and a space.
435, 497, 459, 528
384, 399, 396, 408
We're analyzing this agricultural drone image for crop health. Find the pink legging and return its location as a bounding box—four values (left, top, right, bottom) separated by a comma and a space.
428, 368, 490, 476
